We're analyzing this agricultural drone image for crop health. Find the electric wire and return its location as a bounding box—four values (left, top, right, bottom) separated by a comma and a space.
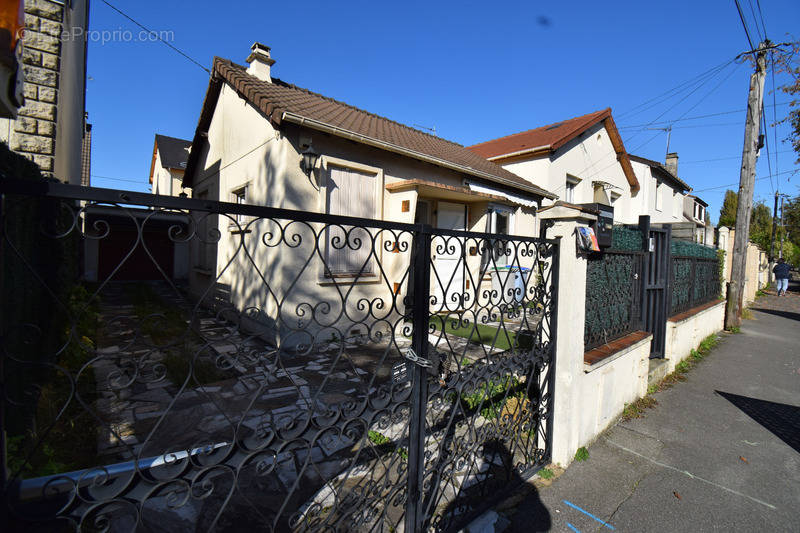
99, 0, 210, 74
618, 101, 789, 128
733, 0, 756, 50
746, 0, 764, 41
691, 169, 798, 193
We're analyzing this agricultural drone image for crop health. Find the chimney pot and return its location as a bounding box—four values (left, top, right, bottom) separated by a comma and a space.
665, 152, 678, 176
246, 42, 275, 82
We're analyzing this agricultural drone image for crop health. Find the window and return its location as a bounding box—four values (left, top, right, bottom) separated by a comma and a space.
565, 175, 580, 203
655, 180, 663, 211
325, 165, 377, 275
491, 206, 514, 266
610, 192, 621, 205
231, 186, 247, 226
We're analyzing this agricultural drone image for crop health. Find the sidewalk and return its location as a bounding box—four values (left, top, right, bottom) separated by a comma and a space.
500, 277, 800, 532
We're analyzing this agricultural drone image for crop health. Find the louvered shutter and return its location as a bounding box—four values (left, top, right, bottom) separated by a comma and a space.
326, 166, 376, 275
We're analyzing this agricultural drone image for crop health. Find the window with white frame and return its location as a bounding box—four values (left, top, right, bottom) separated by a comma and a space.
655, 180, 663, 211
491, 206, 514, 266
325, 164, 377, 275
565, 175, 580, 203
231, 186, 247, 226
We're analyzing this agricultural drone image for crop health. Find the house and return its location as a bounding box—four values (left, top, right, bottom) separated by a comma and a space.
0, 0, 89, 182
628, 152, 692, 225
149, 134, 191, 196
678, 195, 712, 244
182, 43, 556, 344
467, 109, 641, 224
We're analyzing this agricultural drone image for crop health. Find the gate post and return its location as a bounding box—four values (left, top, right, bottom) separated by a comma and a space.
406, 223, 432, 533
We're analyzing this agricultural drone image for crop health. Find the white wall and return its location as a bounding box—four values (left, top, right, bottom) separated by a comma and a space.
501, 123, 640, 224
151, 152, 185, 197
629, 159, 687, 225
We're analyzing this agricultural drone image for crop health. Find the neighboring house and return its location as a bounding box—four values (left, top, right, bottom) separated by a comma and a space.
677, 194, 712, 244
0, 0, 89, 182
628, 152, 692, 225
149, 134, 191, 196
182, 43, 556, 344
467, 109, 641, 224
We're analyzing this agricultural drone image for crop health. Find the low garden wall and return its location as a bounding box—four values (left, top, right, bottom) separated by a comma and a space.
664, 300, 725, 373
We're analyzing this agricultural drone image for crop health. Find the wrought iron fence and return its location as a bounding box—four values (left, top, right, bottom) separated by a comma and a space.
0, 178, 558, 532
670, 255, 721, 316
584, 250, 644, 351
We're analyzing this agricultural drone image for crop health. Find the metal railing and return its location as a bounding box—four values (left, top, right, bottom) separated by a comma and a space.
670, 255, 722, 316
584, 250, 644, 351
0, 178, 558, 532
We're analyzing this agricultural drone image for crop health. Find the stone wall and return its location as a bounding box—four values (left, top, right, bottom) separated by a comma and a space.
0, 0, 64, 175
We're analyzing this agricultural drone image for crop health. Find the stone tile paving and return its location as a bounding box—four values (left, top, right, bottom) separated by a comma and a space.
750, 273, 800, 313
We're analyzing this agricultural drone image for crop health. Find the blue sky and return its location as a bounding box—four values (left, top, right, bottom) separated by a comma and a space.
85, 0, 800, 223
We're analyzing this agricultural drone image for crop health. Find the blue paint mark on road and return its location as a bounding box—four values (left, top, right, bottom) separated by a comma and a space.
562, 500, 616, 530
566, 523, 581, 533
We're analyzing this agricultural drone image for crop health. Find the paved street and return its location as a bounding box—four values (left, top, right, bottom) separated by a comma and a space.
504, 277, 800, 532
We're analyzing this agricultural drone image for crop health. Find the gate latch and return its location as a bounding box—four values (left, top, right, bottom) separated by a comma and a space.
403, 348, 433, 368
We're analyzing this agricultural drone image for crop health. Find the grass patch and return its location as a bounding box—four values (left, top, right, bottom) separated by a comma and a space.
431, 315, 516, 351
461, 375, 522, 419
574, 447, 589, 462
741, 307, 753, 320
538, 467, 554, 479
726, 326, 741, 333
367, 430, 408, 460
621, 395, 658, 421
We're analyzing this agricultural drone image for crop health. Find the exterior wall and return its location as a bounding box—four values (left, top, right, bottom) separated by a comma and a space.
547, 216, 651, 466
189, 84, 540, 345
664, 301, 725, 373
629, 159, 686, 225
501, 123, 639, 224
0, 0, 87, 182
719, 227, 767, 305
151, 152, 185, 197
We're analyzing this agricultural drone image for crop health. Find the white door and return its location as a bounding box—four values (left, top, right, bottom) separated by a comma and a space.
433, 202, 466, 311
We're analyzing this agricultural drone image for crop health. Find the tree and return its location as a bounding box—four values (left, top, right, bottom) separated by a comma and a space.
749, 201, 773, 251
775, 41, 800, 164
718, 190, 738, 227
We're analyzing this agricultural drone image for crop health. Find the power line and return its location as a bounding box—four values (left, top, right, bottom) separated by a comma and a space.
691, 169, 798, 193
754, 0, 769, 39
91, 174, 148, 184
619, 122, 742, 131
100, 0, 210, 74
618, 101, 790, 128
733, 0, 756, 50
680, 149, 794, 165
770, 53, 780, 192
617, 57, 736, 120
746, 0, 764, 41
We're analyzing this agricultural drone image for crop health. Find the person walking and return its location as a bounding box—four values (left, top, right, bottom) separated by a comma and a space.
772, 257, 791, 296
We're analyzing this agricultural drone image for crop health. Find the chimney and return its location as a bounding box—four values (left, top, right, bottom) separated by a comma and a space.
665, 152, 678, 176
246, 42, 275, 82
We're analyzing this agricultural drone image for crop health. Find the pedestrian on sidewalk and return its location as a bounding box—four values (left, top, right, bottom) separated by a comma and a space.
772, 257, 791, 296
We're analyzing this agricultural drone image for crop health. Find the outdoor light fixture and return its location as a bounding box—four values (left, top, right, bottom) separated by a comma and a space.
300, 143, 320, 177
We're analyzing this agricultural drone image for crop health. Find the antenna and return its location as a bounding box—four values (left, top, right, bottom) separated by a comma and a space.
413, 124, 437, 136
645, 125, 673, 157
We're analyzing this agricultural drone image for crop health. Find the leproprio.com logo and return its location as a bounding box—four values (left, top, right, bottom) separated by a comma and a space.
16, 26, 175, 46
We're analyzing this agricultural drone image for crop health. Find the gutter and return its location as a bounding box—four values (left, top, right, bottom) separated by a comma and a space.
486, 144, 552, 162
281, 112, 557, 200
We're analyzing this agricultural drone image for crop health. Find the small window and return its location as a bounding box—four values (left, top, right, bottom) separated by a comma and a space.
565, 175, 580, 203
231, 186, 247, 226
610, 192, 621, 205
655, 180, 663, 211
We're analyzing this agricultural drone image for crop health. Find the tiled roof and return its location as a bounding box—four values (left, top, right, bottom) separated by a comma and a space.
183, 57, 555, 199
468, 109, 611, 159
468, 109, 640, 194
628, 154, 691, 192
154, 134, 191, 170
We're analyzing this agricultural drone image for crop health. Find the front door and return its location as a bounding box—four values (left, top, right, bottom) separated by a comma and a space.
433, 202, 466, 311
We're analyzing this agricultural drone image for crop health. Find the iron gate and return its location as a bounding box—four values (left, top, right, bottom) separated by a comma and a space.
0, 178, 557, 532
637, 218, 672, 359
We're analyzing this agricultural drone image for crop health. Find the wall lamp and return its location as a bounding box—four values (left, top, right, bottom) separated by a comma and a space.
300, 143, 320, 177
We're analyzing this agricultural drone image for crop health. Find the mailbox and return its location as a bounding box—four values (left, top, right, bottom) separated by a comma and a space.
579, 202, 614, 248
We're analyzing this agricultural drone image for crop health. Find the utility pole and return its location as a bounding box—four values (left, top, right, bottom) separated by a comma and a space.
778, 195, 786, 259
725, 42, 768, 329
769, 191, 779, 260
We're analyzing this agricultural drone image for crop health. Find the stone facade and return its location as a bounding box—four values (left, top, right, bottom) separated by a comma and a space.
1, 0, 65, 176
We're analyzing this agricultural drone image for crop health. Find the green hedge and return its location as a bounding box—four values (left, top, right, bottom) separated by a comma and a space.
671, 239, 717, 259
610, 226, 644, 251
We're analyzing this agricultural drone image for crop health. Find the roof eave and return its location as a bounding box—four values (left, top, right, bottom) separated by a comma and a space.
281, 112, 557, 200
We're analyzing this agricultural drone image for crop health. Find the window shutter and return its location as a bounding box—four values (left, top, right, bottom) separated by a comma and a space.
327, 166, 376, 274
